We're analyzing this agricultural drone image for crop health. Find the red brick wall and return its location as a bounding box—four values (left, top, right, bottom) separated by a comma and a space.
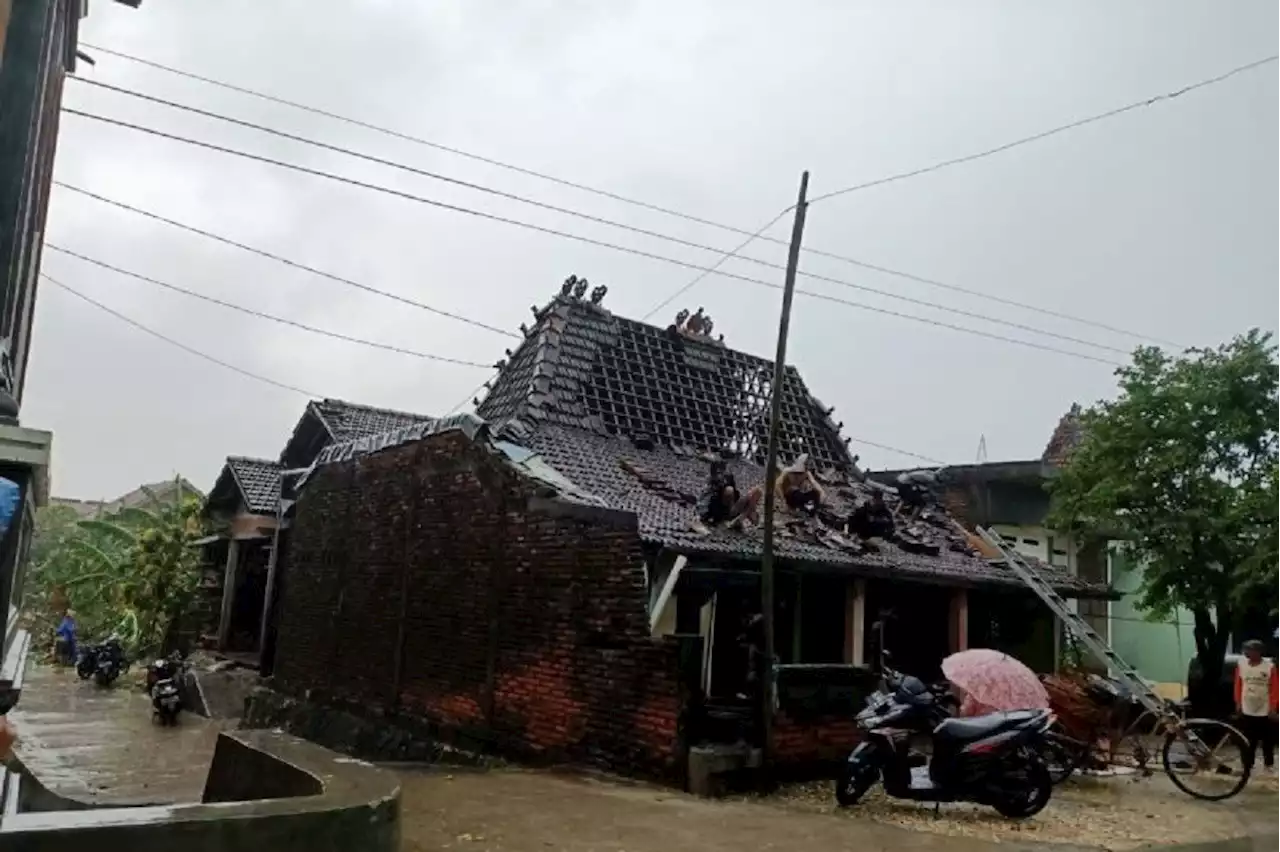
774, 713, 861, 768
273, 432, 685, 777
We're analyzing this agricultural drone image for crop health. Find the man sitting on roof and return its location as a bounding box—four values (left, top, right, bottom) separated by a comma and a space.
775, 454, 825, 516
848, 491, 895, 539
698, 459, 742, 527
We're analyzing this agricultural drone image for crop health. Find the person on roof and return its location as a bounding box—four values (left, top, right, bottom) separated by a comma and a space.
775, 454, 824, 516
1234, 639, 1277, 774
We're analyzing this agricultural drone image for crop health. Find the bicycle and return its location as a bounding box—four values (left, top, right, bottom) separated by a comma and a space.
1040, 698, 1251, 801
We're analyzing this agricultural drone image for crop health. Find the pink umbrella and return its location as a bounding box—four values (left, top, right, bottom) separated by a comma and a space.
942, 648, 1050, 716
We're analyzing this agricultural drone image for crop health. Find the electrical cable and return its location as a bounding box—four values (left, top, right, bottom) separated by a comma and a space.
42, 272, 322, 397
51, 182, 519, 341
55, 113, 1123, 365
45, 244, 493, 368
64, 81, 1135, 354
71, 46, 1260, 346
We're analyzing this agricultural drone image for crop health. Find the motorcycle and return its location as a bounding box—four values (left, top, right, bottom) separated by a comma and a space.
836, 666, 1056, 819
147, 652, 187, 725
76, 636, 128, 687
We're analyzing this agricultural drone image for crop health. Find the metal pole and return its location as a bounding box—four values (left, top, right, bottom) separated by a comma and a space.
759, 171, 810, 774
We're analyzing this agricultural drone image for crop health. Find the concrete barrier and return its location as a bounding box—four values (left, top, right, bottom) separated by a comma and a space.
0, 729, 400, 851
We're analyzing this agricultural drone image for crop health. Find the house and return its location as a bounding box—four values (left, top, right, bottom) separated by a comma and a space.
0, 0, 137, 717
263, 282, 1107, 781
202, 398, 434, 669
886, 405, 1201, 696
51, 476, 202, 519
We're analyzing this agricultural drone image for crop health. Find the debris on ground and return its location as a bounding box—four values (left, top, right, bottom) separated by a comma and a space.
773, 773, 1278, 851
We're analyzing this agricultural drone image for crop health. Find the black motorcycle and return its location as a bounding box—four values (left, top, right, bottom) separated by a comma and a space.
76, 636, 128, 687
147, 653, 186, 725
836, 669, 1056, 818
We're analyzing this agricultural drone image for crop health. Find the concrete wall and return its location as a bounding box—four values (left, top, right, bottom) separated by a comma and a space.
2, 730, 400, 852
1109, 547, 1196, 695
274, 431, 686, 778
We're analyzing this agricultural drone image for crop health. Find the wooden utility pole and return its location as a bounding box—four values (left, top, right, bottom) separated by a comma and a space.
759, 171, 810, 773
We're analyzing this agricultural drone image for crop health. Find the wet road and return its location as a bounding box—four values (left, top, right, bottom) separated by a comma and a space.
10, 661, 231, 806
393, 768, 1075, 852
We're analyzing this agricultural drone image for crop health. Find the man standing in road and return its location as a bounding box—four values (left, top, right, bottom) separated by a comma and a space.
1234, 639, 1277, 774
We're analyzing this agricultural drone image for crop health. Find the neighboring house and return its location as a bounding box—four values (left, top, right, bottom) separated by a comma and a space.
50, 476, 202, 519
889, 405, 1198, 697
265, 285, 1106, 780
203, 398, 434, 670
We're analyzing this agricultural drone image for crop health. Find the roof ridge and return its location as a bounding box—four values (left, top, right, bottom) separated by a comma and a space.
226, 455, 281, 465
315, 397, 436, 421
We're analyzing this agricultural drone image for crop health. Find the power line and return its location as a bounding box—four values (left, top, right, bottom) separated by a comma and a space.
71, 46, 1190, 348
847, 438, 946, 467
52, 182, 520, 341
63, 83, 1124, 354
809, 54, 1279, 204
448, 373, 497, 415
44, 244, 492, 368
42, 273, 321, 397
56, 111, 1122, 364
642, 208, 791, 321
44, 273, 943, 461
55, 178, 1117, 369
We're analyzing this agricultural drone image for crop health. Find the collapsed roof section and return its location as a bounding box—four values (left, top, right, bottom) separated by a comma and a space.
478, 289, 854, 471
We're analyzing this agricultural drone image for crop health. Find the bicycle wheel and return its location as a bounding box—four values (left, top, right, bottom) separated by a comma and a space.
1161, 718, 1251, 801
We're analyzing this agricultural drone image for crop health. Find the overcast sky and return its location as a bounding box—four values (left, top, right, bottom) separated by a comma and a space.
23, 0, 1278, 500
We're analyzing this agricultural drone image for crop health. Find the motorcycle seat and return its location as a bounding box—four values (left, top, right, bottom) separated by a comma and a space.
933, 709, 1045, 741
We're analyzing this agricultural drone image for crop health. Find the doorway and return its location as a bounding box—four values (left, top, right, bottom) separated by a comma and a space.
863, 580, 951, 681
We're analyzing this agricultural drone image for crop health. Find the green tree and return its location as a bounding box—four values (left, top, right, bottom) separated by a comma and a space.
1048, 330, 1278, 706
24, 480, 208, 658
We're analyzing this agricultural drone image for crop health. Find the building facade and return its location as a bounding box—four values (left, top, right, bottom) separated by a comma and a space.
0, 0, 117, 717
263, 285, 1106, 781
905, 407, 1200, 697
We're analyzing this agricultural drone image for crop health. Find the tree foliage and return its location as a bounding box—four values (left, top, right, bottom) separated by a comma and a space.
1048, 330, 1278, 698
24, 479, 208, 658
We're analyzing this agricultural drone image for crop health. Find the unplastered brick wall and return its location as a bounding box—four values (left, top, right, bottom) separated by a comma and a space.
774, 713, 860, 769
273, 431, 685, 777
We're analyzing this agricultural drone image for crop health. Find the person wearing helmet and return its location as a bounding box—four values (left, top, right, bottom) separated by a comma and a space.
1234, 639, 1277, 773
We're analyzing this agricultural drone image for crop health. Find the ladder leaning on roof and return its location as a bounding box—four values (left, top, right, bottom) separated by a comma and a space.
973, 526, 1165, 716
973, 526, 1254, 801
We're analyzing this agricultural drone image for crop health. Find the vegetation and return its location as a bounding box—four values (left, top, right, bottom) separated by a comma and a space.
1048, 330, 1278, 704
24, 479, 208, 659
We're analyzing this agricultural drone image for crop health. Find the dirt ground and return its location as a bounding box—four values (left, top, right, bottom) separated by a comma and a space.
394, 766, 1278, 852
777, 771, 1278, 851
394, 767, 1086, 852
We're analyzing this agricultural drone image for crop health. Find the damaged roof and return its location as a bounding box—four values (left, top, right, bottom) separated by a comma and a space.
471, 287, 1105, 596
1042, 403, 1085, 468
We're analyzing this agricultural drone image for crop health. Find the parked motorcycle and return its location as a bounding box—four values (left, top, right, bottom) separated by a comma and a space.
147, 652, 186, 725
76, 636, 128, 687
836, 667, 1056, 818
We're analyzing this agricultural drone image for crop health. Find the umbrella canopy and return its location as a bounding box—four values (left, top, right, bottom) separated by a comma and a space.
942, 648, 1050, 715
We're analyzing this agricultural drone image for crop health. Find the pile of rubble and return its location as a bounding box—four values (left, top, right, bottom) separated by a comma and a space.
689, 453, 982, 560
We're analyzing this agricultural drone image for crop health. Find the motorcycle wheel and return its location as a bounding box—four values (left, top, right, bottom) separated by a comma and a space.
835, 765, 879, 807
1040, 729, 1084, 785
992, 757, 1052, 819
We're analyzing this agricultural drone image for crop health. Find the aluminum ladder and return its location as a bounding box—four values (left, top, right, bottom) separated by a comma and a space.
975, 526, 1166, 716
